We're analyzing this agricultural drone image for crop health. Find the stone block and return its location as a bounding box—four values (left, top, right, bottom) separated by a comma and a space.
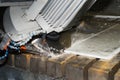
66, 56, 97, 80
38, 56, 48, 74
47, 54, 77, 77
7, 54, 15, 66
30, 55, 48, 74
14, 54, 31, 70
88, 54, 120, 80
30, 55, 39, 73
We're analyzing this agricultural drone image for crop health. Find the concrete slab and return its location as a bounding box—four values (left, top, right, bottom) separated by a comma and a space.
65, 24, 120, 60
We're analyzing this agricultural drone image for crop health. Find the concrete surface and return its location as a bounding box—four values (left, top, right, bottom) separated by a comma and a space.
0, 65, 65, 80
65, 24, 120, 60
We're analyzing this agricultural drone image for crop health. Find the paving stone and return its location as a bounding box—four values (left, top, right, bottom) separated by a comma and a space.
88, 54, 120, 80
115, 69, 120, 80
7, 54, 15, 66
14, 54, 31, 70
46, 59, 56, 77
30, 55, 48, 74
38, 56, 48, 74
47, 54, 77, 77
65, 56, 97, 80
56, 54, 77, 78
30, 55, 40, 73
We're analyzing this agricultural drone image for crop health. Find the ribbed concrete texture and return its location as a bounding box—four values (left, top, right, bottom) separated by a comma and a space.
7, 53, 120, 80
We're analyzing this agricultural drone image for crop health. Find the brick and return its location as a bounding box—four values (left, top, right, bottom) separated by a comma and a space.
30, 55, 48, 74
47, 54, 77, 77
88, 54, 120, 80
38, 56, 48, 74
65, 56, 97, 80
30, 55, 40, 73
7, 54, 15, 66
115, 69, 120, 80
55, 54, 76, 77
14, 54, 31, 70
47, 59, 56, 77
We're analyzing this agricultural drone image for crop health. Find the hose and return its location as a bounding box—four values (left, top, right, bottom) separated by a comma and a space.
47, 31, 60, 41
10, 30, 45, 46
0, 49, 8, 60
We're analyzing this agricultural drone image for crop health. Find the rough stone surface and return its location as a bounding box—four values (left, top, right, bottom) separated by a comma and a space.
38, 56, 48, 74
47, 59, 56, 77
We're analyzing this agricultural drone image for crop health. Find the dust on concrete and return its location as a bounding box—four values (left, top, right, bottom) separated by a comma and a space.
59, 15, 120, 49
